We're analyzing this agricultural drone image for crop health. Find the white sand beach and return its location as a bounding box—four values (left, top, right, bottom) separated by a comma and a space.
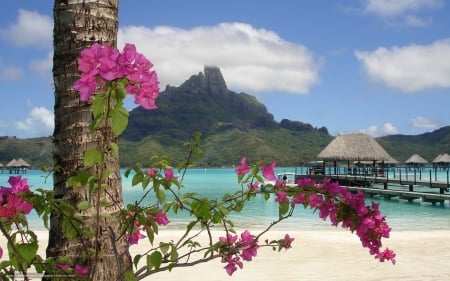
2, 229, 450, 280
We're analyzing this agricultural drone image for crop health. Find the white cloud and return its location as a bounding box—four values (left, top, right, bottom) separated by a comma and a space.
360, 122, 398, 137
29, 51, 53, 79
403, 15, 432, 27
0, 63, 23, 81
118, 22, 322, 94
16, 107, 54, 137
361, 0, 443, 27
355, 39, 450, 92
363, 0, 443, 17
411, 116, 438, 129
0, 9, 52, 49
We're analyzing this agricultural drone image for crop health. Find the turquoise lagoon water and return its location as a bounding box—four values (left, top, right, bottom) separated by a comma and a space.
2, 168, 450, 231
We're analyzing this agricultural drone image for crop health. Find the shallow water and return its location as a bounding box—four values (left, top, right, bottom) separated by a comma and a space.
2, 168, 449, 231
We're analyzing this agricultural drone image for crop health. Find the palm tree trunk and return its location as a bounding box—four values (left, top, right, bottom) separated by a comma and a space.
48, 1, 131, 279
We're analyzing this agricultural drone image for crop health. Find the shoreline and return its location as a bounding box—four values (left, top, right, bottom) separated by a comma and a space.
2, 229, 450, 280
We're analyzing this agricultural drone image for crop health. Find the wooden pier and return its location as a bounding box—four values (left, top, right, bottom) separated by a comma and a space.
296, 172, 450, 205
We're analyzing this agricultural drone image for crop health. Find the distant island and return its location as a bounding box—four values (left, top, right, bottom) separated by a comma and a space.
0, 67, 449, 168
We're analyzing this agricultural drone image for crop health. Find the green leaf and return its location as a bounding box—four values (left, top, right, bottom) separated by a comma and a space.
110, 142, 119, 157
16, 242, 38, 265
77, 201, 91, 211
133, 254, 142, 269
279, 201, 289, 217
147, 251, 163, 270
62, 218, 79, 240
66, 170, 92, 188
83, 147, 102, 167
132, 172, 143, 186
92, 94, 106, 119
110, 106, 129, 136
124, 269, 138, 281
160, 243, 169, 255
156, 188, 166, 204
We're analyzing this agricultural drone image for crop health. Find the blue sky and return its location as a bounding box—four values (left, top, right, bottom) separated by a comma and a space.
0, 0, 449, 138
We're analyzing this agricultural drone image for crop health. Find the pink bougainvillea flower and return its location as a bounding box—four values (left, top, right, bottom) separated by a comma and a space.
128, 228, 145, 245
235, 157, 250, 175
56, 263, 71, 271
275, 191, 288, 203
219, 233, 238, 244
73, 74, 97, 101
77, 42, 102, 75
291, 192, 306, 205
98, 44, 122, 80
375, 248, 396, 264
261, 161, 276, 181
240, 230, 259, 261
74, 42, 160, 110
0, 177, 34, 219
8, 175, 30, 192
296, 177, 315, 187
222, 255, 242, 276
147, 167, 157, 177
283, 234, 295, 249
164, 168, 177, 180
74, 264, 89, 277
149, 208, 170, 225
132, 78, 159, 109
247, 181, 260, 192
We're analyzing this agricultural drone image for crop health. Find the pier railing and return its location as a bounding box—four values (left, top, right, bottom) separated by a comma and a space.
295, 166, 450, 205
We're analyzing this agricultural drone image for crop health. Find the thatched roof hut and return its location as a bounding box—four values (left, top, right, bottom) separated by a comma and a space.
317, 133, 393, 162
6, 158, 18, 167
432, 153, 450, 164
15, 158, 31, 167
405, 154, 428, 164
6, 158, 31, 173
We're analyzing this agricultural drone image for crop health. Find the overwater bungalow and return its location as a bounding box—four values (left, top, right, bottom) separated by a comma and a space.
316, 133, 395, 176
432, 153, 450, 169
405, 154, 428, 170
6, 158, 31, 174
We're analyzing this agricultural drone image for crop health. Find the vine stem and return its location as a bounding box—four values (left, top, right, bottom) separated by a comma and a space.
0, 222, 28, 279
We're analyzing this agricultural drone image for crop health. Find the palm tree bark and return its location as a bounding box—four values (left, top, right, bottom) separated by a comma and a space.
48, 0, 131, 280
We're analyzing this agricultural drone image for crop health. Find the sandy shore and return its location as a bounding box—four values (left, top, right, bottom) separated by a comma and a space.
2, 228, 450, 280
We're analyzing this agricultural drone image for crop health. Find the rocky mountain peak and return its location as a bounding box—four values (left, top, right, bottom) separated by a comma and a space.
178, 66, 228, 95
204, 66, 228, 94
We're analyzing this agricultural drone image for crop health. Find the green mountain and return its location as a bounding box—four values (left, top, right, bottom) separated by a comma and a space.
0, 136, 53, 169
377, 126, 450, 163
0, 67, 448, 168
119, 66, 331, 166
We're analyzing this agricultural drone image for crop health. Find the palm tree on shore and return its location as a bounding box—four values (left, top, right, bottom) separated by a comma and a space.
47, 1, 131, 279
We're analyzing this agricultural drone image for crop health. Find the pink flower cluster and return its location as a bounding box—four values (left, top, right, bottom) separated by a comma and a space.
235, 157, 277, 181
234, 157, 396, 266
220, 230, 259, 276
0, 176, 34, 260
73, 43, 159, 109
126, 208, 170, 245
288, 178, 396, 264
219, 231, 295, 276
0, 176, 33, 219
56, 263, 89, 277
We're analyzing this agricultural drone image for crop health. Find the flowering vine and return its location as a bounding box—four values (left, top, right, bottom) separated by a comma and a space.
0, 43, 395, 280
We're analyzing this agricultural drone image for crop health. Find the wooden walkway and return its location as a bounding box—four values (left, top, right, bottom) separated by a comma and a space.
296, 173, 450, 205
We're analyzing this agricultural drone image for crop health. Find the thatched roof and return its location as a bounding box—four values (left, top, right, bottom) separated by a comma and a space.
433, 153, 450, 163
405, 154, 428, 164
317, 133, 393, 162
15, 158, 31, 167
6, 158, 31, 167
6, 159, 18, 167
